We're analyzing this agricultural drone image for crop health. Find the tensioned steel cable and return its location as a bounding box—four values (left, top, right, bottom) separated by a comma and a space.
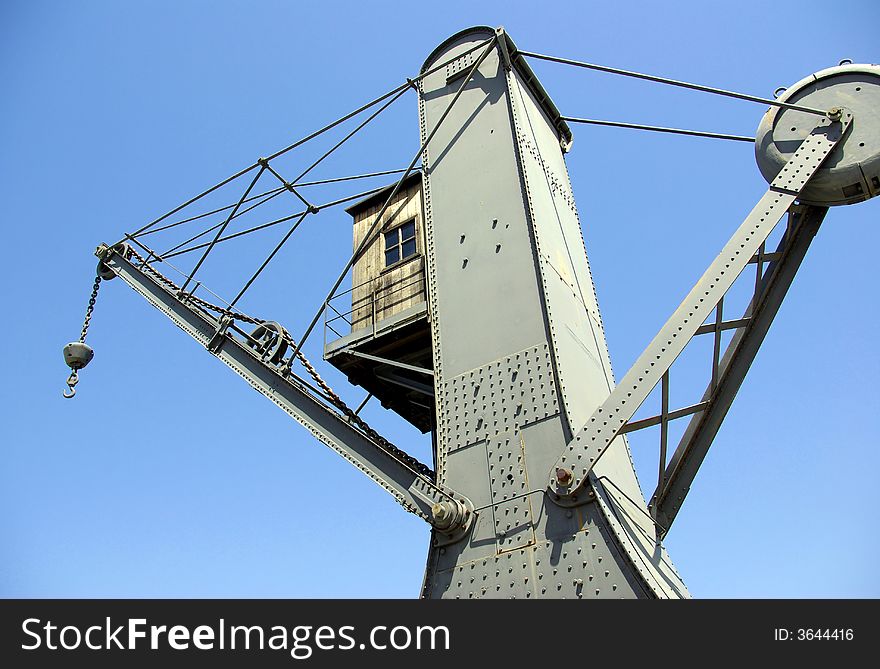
158, 188, 291, 257
263, 35, 494, 165
125, 36, 494, 241
149, 168, 413, 250
561, 116, 755, 142
228, 210, 312, 308
138, 185, 288, 239
125, 87, 406, 240
179, 166, 266, 293
262, 161, 315, 210
294, 168, 410, 188
137, 41, 778, 246
160, 185, 389, 260
516, 49, 828, 116
287, 35, 501, 364
290, 87, 410, 186
223, 86, 411, 307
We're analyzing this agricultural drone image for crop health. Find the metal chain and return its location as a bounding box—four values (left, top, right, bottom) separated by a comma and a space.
80, 275, 102, 342
63, 274, 103, 398
124, 246, 434, 479
287, 337, 435, 479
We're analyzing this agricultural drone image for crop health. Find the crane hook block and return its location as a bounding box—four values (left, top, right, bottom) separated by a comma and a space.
755, 63, 880, 206
63, 342, 94, 371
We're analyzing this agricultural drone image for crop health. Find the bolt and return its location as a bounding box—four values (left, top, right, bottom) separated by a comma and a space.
432, 501, 460, 530
555, 467, 573, 487
827, 106, 843, 122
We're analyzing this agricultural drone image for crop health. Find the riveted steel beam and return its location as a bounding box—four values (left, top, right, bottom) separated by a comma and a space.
651, 203, 828, 537
548, 110, 852, 499
99, 245, 473, 533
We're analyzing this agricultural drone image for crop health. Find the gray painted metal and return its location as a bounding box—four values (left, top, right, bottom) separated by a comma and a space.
755, 64, 880, 206
88, 25, 870, 599
651, 204, 828, 535
417, 27, 687, 598
62, 342, 94, 370
98, 245, 473, 533
549, 110, 851, 499
343, 349, 434, 377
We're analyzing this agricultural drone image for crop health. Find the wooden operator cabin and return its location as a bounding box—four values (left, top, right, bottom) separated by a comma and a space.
324, 172, 434, 432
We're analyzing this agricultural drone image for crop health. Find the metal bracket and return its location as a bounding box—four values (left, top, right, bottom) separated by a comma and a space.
374, 369, 435, 397
432, 518, 475, 548
207, 315, 233, 353
546, 110, 852, 500
548, 483, 597, 509
344, 349, 434, 376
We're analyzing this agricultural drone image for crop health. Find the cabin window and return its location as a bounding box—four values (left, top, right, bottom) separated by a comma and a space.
384, 219, 417, 267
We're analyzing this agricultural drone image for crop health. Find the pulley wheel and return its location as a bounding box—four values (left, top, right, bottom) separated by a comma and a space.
755, 63, 880, 206
248, 321, 289, 365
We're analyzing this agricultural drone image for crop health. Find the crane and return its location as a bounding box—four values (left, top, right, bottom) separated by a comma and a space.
63, 26, 878, 598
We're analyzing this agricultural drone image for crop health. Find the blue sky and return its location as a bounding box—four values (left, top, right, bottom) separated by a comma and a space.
2, 0, 878, 598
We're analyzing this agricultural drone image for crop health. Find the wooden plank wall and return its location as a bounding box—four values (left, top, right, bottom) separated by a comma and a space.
350, 181, 426, 332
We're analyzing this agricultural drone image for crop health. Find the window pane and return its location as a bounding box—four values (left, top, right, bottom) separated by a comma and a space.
401, 220, 415, 240
384, 230, 397, 247
385, 247, 400, 266
401, 238, 416, 258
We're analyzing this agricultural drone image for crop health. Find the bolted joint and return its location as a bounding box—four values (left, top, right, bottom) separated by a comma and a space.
555, 467, 573, 487
827, 106, 843, 122
307, 203, 320, 215
431, 499, 469, 531
95, 243, 111, 260
257, 157, 269, 168
206, 315, 234, 353
95, 243, 118, 280
94, 242, 130, 278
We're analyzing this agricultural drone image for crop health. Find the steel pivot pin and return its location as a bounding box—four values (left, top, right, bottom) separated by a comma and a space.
432, 501, 462, 530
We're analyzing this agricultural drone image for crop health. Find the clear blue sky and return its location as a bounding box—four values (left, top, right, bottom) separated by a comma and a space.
2, 0, 878, 598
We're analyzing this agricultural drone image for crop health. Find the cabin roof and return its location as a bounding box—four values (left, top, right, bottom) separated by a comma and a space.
344, 171, 423, 219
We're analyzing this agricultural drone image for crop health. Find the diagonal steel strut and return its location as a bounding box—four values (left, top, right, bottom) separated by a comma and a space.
98, 245, 473, 534
547, 109, 852, 499
650, 203, 828, 537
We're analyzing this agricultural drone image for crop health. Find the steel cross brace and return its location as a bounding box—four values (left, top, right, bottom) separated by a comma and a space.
548, 109, 852, 499
98, 245, 474, 536
650, 203, 828, 537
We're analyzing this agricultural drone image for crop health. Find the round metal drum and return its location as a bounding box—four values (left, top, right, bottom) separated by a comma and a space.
755, 63, 880, 206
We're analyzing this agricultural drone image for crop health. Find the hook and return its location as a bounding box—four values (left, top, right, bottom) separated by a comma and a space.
63, 371, 78, 399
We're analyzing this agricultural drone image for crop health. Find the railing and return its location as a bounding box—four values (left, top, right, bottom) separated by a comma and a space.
324, 258, 426, 347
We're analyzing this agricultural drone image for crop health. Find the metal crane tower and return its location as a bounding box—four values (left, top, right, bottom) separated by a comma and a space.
63, 26, 879, 598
